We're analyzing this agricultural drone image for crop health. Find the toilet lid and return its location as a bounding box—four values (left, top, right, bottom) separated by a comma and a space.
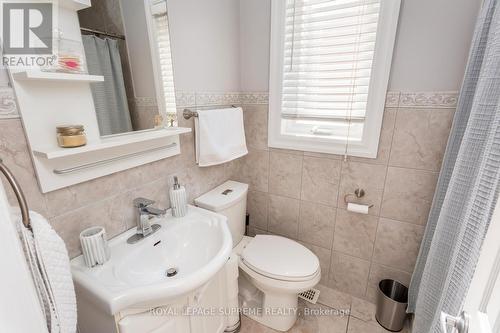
241, 235, 319, 281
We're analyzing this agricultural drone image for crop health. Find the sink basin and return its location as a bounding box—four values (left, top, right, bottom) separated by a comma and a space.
71, 205, 232, 315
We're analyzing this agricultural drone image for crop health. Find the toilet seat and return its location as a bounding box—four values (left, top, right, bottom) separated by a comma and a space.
235, 235, 321, 331
241, 235, 320, 282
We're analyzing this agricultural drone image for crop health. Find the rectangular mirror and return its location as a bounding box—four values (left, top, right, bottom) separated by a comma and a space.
78, 0, 176, 136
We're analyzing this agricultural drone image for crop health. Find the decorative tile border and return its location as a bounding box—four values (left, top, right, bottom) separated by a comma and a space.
385, 91, 401, 108
195, 92, 241, 106
0, 87, 18, 119
175, 91, 196, 108
240, 92, 269, 105
175, 91, 457, 108
129, 97, 157, 107
398, 91, 458, 109
175, 91, 269, 107
0, 89, 459, 121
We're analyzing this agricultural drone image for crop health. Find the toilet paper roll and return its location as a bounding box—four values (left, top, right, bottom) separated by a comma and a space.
347, 202, 370, 214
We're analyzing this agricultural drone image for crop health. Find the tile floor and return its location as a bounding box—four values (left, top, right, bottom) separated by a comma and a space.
240, 285, 411, 333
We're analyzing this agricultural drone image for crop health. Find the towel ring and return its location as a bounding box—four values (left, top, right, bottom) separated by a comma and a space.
0, 158, 31, 230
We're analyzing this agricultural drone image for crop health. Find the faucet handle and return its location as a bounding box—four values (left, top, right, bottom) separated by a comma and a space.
133, 197, 155, 208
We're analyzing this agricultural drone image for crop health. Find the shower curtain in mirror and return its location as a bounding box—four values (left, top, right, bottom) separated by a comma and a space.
82, 35, 132, 136
408, 0, 500, 332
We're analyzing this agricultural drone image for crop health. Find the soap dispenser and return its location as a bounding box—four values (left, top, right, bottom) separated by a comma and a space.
169, 176, 187, 217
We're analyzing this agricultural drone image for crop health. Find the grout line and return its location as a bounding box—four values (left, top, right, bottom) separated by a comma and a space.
397, 105, 456, 110
49, 174, 170, 220
329, 207, 338, 252
386, 164, 440, 173
327, 211, 341, 286
377, 215, 427, 228
346, 301, 353, 333
263, 190, 270, 232
297, 170, 305, 241
326, 159, 344, 283
364, 106, 399, 298
295, 153, 305, 239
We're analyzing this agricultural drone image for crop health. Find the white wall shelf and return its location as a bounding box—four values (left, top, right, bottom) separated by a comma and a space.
59, 0, 91, 11
33, 127, 191, 160
9, 0, 189, 193
12, 71, 104, 83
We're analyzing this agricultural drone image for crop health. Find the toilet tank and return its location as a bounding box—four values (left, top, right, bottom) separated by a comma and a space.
195, 181, 248, 248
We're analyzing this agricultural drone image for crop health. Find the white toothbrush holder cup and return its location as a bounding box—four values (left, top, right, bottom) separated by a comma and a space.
80, 226, 111, 268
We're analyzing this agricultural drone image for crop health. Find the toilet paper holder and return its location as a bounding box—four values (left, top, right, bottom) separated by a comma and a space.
344, 188, 374, 208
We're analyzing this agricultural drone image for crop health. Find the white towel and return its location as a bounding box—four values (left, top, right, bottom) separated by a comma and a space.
16, 210, 77, 333
195, 107, 248, 167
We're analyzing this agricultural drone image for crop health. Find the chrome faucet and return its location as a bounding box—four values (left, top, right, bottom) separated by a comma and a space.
127, 197, 166, 244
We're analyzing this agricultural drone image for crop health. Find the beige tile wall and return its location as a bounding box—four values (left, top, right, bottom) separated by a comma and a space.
228, 101, 455, 302
0, 90, 455, 303
0, 107, 232, 258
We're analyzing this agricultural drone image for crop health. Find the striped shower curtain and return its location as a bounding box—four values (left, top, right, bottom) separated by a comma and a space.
82, 35, 133, 136
408, 0, 500, 332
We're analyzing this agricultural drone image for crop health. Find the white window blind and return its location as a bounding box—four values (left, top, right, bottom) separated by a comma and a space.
150, 0, 176, 115
283, 0, 379, 121
269, 0, 400, 158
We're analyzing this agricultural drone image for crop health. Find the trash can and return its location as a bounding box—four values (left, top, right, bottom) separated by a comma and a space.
375, 279, 408, 332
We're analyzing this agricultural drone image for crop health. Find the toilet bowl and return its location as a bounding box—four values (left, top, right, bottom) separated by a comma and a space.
195, 181, 321, 332
235, 235, 320, 331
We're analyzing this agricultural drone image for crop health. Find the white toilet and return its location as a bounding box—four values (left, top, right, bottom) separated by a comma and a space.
195, 180, 321, 332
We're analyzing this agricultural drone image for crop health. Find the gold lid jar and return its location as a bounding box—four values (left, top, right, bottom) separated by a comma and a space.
56, 125, 87, 148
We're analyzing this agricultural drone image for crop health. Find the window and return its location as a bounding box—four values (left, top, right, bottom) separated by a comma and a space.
269, 0, 400, 158
149, 0, 177, 117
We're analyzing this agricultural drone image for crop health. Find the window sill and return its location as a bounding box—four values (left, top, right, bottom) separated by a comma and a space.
268, 136, 378, 159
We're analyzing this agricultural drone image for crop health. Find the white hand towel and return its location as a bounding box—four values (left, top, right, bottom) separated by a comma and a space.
16, 210, 77, 333
195, 107, 248, 167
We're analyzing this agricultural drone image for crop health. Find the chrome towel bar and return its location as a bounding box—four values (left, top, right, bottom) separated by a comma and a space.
183, 105, 237, 120
0, 158, 30, 230
53, 143, 177, 175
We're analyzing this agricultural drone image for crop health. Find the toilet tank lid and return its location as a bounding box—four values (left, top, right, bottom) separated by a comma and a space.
194, 181, 248, 212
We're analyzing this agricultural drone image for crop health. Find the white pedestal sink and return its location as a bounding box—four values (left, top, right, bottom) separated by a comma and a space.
71, 205, 234, 333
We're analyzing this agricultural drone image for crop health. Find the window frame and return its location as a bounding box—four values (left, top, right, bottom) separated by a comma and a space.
268, 0, 401, 158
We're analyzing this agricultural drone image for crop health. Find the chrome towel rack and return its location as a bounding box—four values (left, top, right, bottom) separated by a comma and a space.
0, 158, 31, 230
183, 105, 237, 120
